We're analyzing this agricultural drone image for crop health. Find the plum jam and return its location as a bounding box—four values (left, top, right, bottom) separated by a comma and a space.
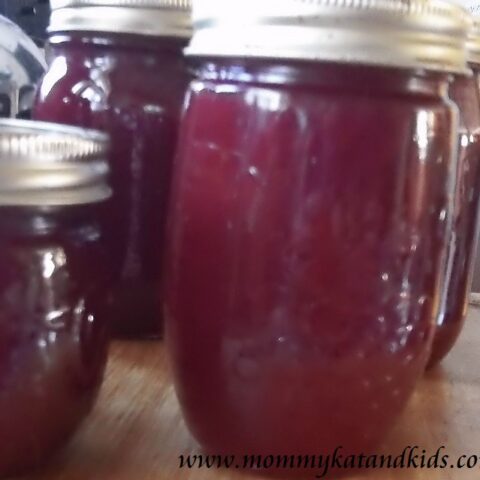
33, 0, 192, 338
0, 120, 112, 477
165, 0, 469, 459
429, 57, 480, 367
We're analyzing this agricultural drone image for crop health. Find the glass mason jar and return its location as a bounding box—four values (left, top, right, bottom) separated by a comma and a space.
0, 120, 112, 476
429, 20, 480, 367
33, 0, 192, 338
165, 0, 468, 459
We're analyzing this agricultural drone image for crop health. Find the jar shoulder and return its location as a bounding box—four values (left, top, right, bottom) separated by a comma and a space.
36, 51, 189, 121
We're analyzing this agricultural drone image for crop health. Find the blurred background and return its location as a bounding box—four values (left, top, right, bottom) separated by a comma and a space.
0, 0, 50, 46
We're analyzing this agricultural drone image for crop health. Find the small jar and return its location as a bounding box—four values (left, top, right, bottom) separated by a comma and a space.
0, 120, 112, 476
429, 19, 480, 367
33, 0, 192, 338
166, 0, 468, 458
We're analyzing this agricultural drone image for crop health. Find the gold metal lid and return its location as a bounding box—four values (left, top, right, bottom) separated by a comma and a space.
0, 119, 111, 206
467, 17, 480, 65
187, 0, 470, 73
49, 0, 192, 38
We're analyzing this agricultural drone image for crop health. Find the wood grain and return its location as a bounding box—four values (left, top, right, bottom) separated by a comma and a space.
25, 308, 480, 480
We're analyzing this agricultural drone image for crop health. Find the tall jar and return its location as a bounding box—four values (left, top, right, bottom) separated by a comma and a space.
429, 19, 480, 367
165, 0, 468, 459
0, 120, 112, 476
33, 0, 192, 338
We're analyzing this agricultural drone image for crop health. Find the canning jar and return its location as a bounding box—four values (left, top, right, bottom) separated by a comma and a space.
165, 0, 468, 459
33, 0, 192, 338
429, 20, 480, 367
0, 120, 112, 476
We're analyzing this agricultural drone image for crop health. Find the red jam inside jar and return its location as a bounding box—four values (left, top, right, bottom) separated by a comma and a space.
166, 58, 457, 457
165, 0, 469, 459
33, 9, 191, 337
428, 64, 480, 367
0, 121, 112, 476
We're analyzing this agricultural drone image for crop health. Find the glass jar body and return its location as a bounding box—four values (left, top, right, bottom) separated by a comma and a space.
166, 59, 456, 456
33, 32, 190, 338
0, 205, 112, 476
428, 66, 480, 367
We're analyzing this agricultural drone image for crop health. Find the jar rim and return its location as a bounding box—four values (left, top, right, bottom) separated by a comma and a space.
0, 119, 112, 207
186, 0, 470, 74
49, 0, 192, 38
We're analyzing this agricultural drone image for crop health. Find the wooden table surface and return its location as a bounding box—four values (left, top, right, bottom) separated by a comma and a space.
26, 307, 480, 480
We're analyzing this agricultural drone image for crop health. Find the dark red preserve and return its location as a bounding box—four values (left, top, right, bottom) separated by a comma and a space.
33, 0, 192, 338
165, 0, 469, 460
0, 120, 112, 477
429, 22, 480, 367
